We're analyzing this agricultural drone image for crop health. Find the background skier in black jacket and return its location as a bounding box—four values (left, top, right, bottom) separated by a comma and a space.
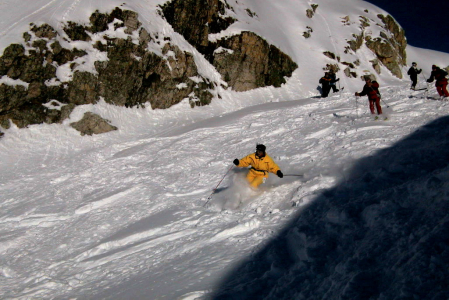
407, 62, 422, 90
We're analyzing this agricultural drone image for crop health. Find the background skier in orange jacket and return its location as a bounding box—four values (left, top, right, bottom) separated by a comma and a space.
233, 144, 283, 188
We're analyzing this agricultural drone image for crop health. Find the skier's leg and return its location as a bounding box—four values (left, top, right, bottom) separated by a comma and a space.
436, 85, 444, 96
322, 86, 330, 97
375, 98, 383, 115
411, 78, 417, 89
369, 100, 375, 114
246, 172, 264, 188
442, 83, 449, 97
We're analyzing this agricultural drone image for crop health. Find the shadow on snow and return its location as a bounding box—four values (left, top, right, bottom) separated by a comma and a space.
211, 116, 449, 300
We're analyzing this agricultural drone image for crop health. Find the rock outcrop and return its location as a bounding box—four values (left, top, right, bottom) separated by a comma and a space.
364, 14, 407, 78
0, 4, 298, 132
341, 13, 407, 79
70, 112, 118, 135
211, 32, 298, 91
0, 8, 214, 129
161, 0, 298, 92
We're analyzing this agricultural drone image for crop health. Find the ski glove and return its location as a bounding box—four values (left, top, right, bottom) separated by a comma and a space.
277, 170, 283, 178
233, 159, 239, 166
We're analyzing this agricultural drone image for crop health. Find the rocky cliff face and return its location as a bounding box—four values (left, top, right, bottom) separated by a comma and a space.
365, 14, 407, 79
0, 2, 416, 134
0, 7, 219, 130
322, 11, 407, 79
0, 4, 297, 132
161, 0, 298, 92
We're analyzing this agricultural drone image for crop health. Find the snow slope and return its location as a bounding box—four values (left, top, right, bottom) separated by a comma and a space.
1, 0, 449, 299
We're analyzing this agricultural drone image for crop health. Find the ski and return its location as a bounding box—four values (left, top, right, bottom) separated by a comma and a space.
411, 87, 428, 91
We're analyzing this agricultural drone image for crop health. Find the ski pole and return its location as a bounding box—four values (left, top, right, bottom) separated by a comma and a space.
421, 72, 427, 84
283, 174, 303, 177
204, 165, 234, 207
381, 98, 390, 108
355, 96, 359, 118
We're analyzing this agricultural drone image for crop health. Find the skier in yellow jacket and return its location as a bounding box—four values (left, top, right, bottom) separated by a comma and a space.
233, 144, 283, 188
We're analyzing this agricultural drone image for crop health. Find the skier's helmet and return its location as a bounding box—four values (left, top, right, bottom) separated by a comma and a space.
256, 144, 266, 152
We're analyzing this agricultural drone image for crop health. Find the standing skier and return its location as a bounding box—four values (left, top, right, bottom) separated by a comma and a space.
319, 72, 337, 98
427, 65, 449, 98
407, 62, 422, 90
355, 75, 383, 118
233, 144, 283, 189
328, 69, 340, 93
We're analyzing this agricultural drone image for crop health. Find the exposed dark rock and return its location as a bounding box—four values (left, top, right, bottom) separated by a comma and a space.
88, 7, 142, 34
95, 37, 203, 109
325, 64, 339, 73
323, 51, 336, 60
344, 67, 357, 78
63, 21, 91, 41
347, 32, 364, 53
0, 84, 28, 114
0, 7, 215, 129
366, 36, 402, 78
70, 112, 118, 135
50, 42, 87, 65
359, 16, 370, 28
307, 4, 319, 17
306, 9, 314, 18
161, 0, 235, 49
341, 14, 406, 79
342, 61, 355, 69
211, 32, 297, 91
341, 16, 351, 26
67, 71, 100, 105
365, 14, 406, 78
303, 26, 313, 38
31, 24, 57, 40
245, 9, 257, 18
161, 0, 297, 91
377, 14, 406, 63
370, 59, 381, 74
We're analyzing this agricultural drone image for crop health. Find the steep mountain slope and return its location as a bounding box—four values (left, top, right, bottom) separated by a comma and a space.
0, 0, 447, 134
1, 1, 449, 299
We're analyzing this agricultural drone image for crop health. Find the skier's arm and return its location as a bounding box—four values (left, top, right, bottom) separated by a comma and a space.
268, 160, 283, 178
238, 154, 253, 168
357, 86, 368, 97
268, 158, 281, 174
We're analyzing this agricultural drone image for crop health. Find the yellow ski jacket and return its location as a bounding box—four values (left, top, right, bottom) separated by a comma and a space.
237, 153, 281, 178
